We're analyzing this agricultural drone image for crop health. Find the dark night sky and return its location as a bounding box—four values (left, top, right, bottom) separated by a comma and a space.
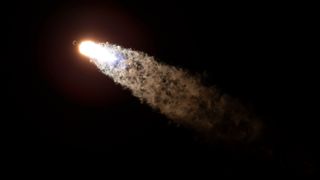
5, 0, 317, 175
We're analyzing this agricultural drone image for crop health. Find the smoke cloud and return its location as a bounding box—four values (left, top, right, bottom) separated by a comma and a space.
88, 42, 262, 143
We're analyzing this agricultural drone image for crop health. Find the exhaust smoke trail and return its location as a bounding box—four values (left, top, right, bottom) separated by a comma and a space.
79, 40, 262, 142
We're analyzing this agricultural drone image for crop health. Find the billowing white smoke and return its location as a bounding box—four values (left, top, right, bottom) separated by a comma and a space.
79, 41, 262, 142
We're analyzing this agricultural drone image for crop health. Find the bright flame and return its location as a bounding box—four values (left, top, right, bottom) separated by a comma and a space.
79, 40, 117, 64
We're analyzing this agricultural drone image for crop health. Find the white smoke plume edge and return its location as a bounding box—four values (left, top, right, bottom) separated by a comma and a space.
89, 42, 263, 143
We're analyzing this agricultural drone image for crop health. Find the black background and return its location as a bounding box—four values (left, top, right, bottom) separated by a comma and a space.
5, 0, 317, 175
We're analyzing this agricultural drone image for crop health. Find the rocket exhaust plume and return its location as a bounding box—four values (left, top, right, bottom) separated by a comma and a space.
79, 40, 262, 142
